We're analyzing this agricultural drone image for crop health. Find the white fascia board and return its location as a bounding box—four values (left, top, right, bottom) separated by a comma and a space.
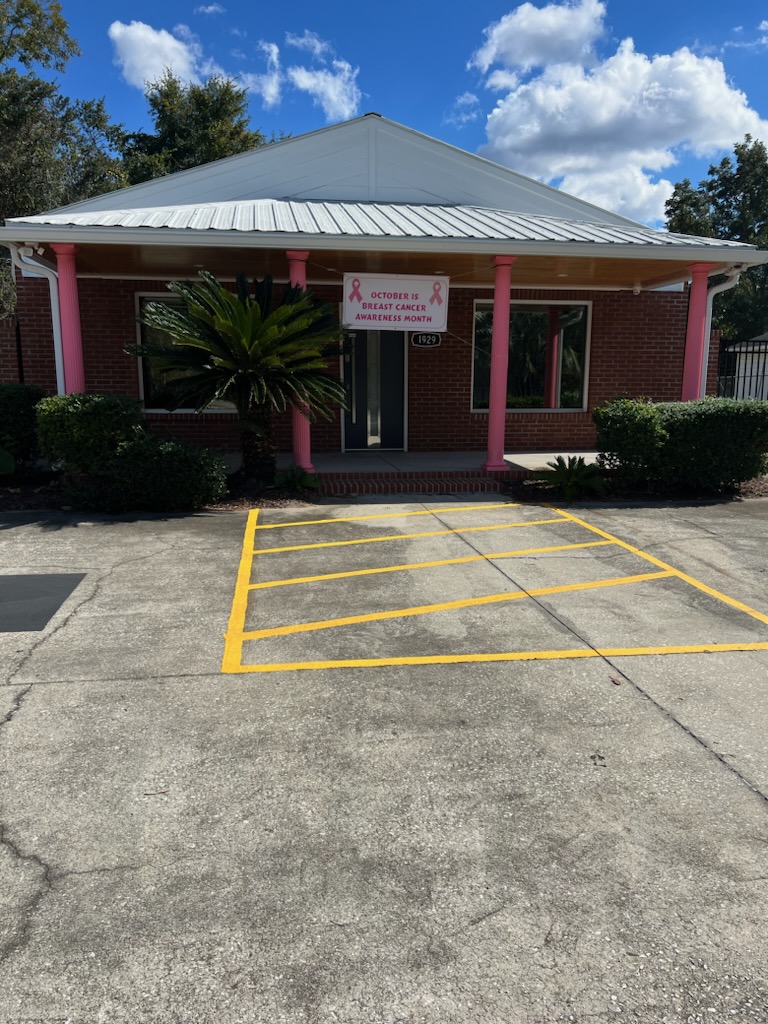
0, 224, 763, 269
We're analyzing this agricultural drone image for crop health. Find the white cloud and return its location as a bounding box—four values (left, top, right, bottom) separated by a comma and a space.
109, 19, 360, 123
471, 3, 768, 224
194, 3, 225, 13
470, 0, 605, 73
287, 59, 361, 121
108, 20, 202, 87
444, 92, 481, 127
240, 41, 282, 108
285, 30, 332, 60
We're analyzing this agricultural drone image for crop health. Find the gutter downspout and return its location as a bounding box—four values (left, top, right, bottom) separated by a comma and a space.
5, 242, 65, 396
699, 264, 743, 398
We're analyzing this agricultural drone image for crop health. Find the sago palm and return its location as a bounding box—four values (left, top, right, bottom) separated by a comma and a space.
132, 271, 346, 480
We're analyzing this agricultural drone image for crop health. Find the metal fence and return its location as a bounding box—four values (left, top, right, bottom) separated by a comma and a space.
718, 342, 768, 400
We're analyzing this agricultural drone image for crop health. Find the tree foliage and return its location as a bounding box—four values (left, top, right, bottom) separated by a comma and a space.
0, 0, 125, 316
0, 0, 78, 72
665, 135, 768, 340
121, 71, 265, 185
133, 272, 346, 481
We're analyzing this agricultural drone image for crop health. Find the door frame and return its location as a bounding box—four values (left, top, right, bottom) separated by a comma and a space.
339, 329, 409, 452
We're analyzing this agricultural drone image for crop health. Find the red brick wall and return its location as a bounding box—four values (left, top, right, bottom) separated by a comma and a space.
706, 329, 721, 396
404, 286, 689, 451
0, 318, 18, 382
5, 274, 693, 453
5, 273, 58, 392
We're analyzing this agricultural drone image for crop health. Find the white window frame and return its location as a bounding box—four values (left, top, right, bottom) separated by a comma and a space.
470, 298, 592, 413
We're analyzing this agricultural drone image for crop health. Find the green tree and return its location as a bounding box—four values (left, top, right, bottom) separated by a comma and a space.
0, 0, 78, 71
121, 71, 265, 185
0, 1, 126, 317
133, 272, 347, 481
665, 135, 768, 340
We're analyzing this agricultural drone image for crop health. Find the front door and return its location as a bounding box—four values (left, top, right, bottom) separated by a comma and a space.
342, 330, 405, 449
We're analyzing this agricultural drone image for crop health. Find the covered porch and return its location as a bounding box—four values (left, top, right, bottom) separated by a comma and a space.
276, 449, 598, 495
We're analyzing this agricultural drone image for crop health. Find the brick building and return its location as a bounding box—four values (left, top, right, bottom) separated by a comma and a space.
1, 114, 765, 471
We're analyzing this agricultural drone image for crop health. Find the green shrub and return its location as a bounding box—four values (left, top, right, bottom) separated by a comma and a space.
593, 398, 667, 488
655, 398, 768, 492
594, 397, 768, 493
37, 393, 143, 473
531, 455, 607, 500
69, 432, 227, 512
0, 383, 46, 471
269, 465, 320, 493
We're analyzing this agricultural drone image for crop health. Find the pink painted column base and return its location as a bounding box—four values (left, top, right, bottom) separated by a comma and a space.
286, 249, 314, 472
51, 243, 85, 394
681, 263, 715, 401
483, 256, 517, 471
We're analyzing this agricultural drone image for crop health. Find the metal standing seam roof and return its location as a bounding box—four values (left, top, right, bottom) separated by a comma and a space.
7, 199, 754, 251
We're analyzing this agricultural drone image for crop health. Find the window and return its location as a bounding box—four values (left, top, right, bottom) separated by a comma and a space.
137, 296, 234, 411
472, 301, 589, 410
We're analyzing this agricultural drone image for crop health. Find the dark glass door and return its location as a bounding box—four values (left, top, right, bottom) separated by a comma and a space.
343, 330, 405, 449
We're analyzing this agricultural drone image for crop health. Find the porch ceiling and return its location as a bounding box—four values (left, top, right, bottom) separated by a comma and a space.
33, 240, 741, 292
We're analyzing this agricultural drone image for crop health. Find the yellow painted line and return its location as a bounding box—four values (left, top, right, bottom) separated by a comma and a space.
252, 502, 518, 530
248, 540, 614, 590
252, 517, 568, 556
225, 641, 768, 673
553, 506, 768, 628
239, 570, 673, 641
221, 509, 259, 673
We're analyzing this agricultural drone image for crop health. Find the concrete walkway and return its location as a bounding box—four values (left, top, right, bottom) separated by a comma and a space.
277, 449, 599, 473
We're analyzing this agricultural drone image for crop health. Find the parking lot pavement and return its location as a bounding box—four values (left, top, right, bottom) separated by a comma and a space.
1, 499, 768, 1024
225, 499, 768, 673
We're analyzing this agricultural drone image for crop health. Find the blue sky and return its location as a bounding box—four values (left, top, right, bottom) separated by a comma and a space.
47, 0, 768, 224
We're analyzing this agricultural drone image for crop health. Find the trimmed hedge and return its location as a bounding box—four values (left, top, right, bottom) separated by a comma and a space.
36, 393, 143, 473
593, 398, 667, 488
0, 383, 46, 471
594, 397, 768, 493
68, 432, 227, 513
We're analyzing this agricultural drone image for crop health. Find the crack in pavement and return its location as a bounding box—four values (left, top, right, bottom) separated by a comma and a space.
0, 683, 54, 967
428, 501, 768, 808
4, 540, 180, 687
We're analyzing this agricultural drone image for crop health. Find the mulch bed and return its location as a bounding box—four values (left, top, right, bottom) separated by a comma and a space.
2, 472, 768, 514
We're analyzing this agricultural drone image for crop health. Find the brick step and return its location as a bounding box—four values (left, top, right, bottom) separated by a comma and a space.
314, 469, 525, 496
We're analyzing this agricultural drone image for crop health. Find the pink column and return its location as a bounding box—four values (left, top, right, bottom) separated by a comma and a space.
51, 243, 85, 393
483, 256, 517, 471
286, 249, 314, 471
681, 263, 716, 401
544, 307, 560, 409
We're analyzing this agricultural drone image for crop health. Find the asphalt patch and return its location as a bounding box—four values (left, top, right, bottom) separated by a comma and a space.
0, 573, 86, 632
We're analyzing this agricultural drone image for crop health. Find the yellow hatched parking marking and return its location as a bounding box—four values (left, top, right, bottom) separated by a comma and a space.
222, 502, 768, 674
240, 571, 673, 641
252, 517, 567, 556
248, 540, 614, 590
230, 641, 768, 674
252, 502, 517, 530
221, 509, 259, 673
553, 506, 768, 628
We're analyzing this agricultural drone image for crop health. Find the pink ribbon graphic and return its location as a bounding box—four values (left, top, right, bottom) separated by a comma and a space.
429, 282, 443, 306
348, 278, 363, 303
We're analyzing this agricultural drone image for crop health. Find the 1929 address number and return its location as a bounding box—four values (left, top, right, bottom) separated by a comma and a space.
411, 333, 441, 348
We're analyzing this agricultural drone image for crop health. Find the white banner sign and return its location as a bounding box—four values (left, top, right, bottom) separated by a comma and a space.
342, 274, 449, 331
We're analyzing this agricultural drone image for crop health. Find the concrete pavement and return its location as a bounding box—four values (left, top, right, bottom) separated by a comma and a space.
1, 497, 767, 1023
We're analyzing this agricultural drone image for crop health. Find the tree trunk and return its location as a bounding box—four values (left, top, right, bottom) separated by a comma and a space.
239, 405, 276, 483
